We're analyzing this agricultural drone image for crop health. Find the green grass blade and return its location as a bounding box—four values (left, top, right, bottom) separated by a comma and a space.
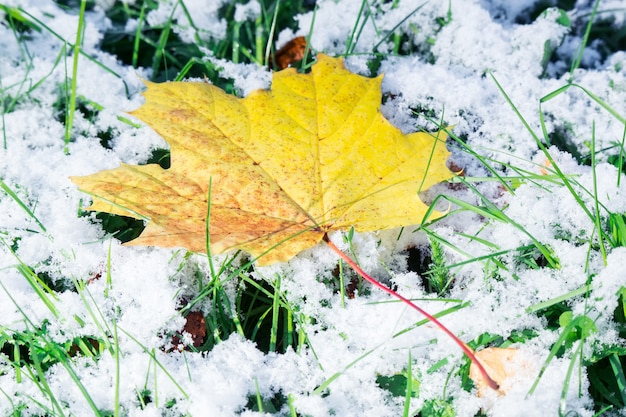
590, 123, 609, 264
269, 274, 281, 352
344, 0, 368, 56
0, 178, 46, 232
263, 0, 282, 66
119, 327, 189, 400
617, 125, 626, 186
528, 315, 592, 396
372, 3, 426, 53
526, 284, 592, 313
609, 353, 626, 406
313, 345, 380, 395
27, 333, 66, 416
402, 350, 413, 417
64, 0, 88, 154
13, 263, 59, 318
558, 341, 584, 416
568, 0, 601, 81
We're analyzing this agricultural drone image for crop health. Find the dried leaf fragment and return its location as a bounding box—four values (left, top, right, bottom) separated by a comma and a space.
469, 347, 535, 397
271, 36, 307, 69
71, 54, 453, 265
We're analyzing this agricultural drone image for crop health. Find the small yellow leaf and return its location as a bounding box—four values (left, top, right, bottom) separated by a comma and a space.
71, 54, 453, 265
469, 347, 535, 397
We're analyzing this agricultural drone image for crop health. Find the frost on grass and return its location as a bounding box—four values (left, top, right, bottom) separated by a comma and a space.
1, 0, 626, 416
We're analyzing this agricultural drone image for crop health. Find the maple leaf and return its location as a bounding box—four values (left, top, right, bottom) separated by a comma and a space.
71, 54, 453, 265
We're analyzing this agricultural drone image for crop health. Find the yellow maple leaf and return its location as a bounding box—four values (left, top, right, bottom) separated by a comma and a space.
71, 54, 453, 265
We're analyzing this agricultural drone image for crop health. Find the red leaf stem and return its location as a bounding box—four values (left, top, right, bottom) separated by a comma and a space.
323, 234, 499, 391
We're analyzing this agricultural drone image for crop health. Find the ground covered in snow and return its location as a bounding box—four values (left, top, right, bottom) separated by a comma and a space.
1, 0, 626, 416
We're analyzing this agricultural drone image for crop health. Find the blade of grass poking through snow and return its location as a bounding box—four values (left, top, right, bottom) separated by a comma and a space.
233, 21, 242, 64
239, 270, 312, 355
1, 241, 59, 318
19, 8, 124, 82
113, 320, 121, 417
118, 327, 189, 400
529, 312, 596, 397
491, 72, 615, 256
526, 283, 592, 314
2, 282, 103, 415
609, 212, 626, 248
609, 352, 626, 406
313, 344, 380, 395
0, 4, 41, 33
64, 0, 88, 154
538, 83, 626, 151
568, 0, 600, 82
372, 2, 426, 53
241, 272, 296, 351
1, 80, 7, 150
287, 393, 298, 417
617, 125, 626, 187
391, 300, 469, 339
443, 128, 515, 194
71, 277, 115, 354
424, 182, 560, 269
449, 142, 577, 189
338, 252, 347, 307
403, 350, 414, 417
0, 178, 46, 232
421, 227, 473, 259
590, 123, 609, 263
263, 0, 282, 66
173, 57, 204, 81
105, 240, 112, 293
254, 378, 264, 412
343, 227, 362, 268
299, 6, 317, 71
0, 386, 17, 415
132, 2, 147, 68
323, 234, 500, 390
51, 345, 104, 416
150, 4, 177, 80
344, 0, 369, 56
176, 1, 200, 45
24, 332, 65, 415
537, 82, 626, 253
559, 340, 585, 416
420, 205, 522, 274
270, 274, 281, 352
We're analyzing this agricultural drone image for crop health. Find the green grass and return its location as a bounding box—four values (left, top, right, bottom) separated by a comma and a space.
1, 0, 626, 416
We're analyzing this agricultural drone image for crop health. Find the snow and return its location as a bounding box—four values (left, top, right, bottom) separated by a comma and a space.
145, 0, 227, 43
1, 0, 626, 416
234, 0, 261, 23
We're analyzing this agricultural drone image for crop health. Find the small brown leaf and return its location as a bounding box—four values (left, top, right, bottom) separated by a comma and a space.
184, 311, 207, 347
271, 36, 307, 70
170, 311, 207, 351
